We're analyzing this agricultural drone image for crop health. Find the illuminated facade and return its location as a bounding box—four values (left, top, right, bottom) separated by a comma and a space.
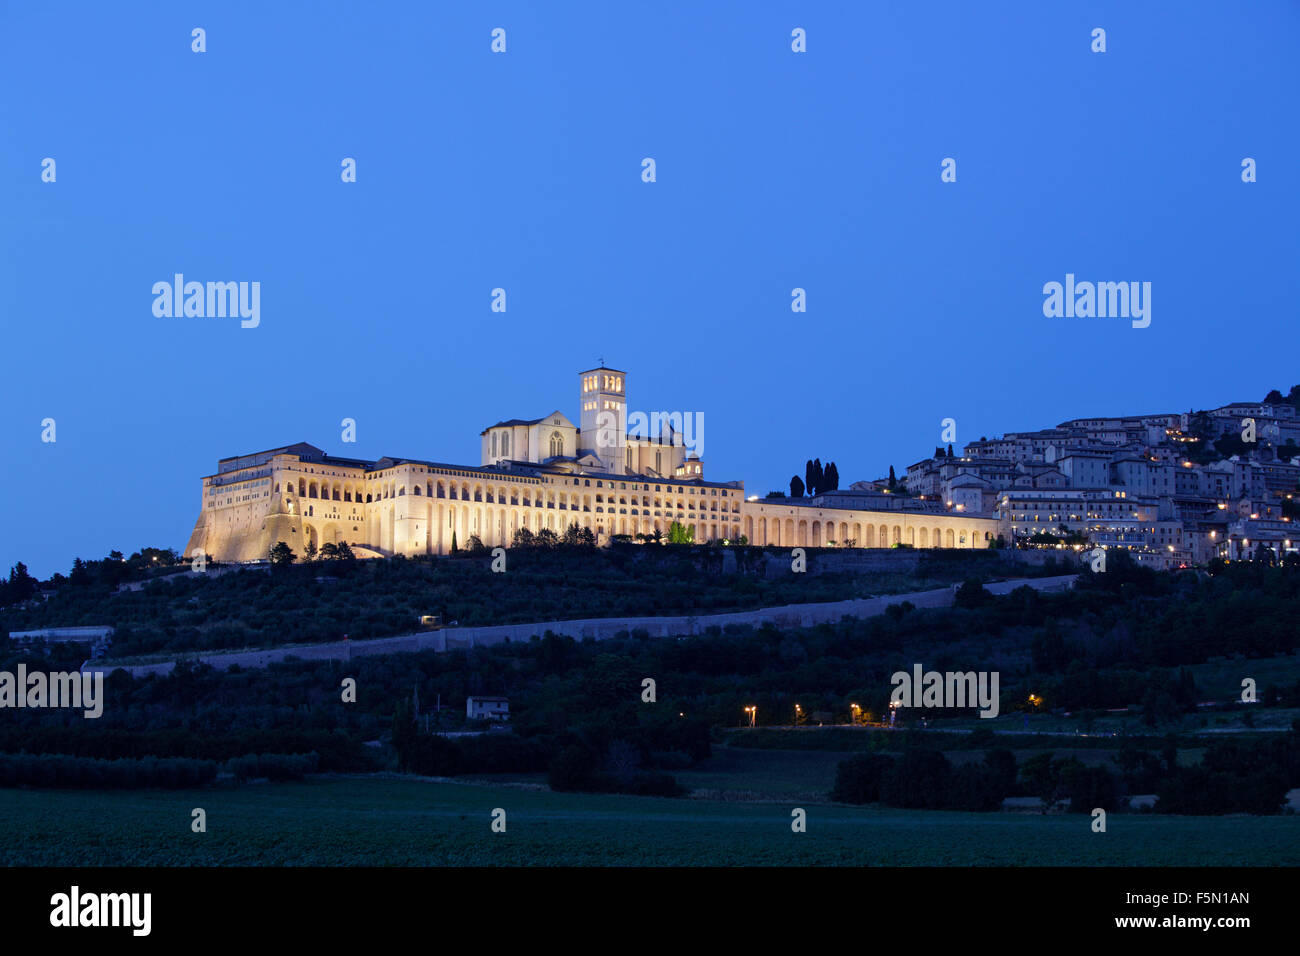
185, 366, 999, 562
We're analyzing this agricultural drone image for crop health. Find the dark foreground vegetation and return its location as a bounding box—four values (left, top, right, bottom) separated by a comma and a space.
1, 546, 1058, 657
0, 751, 319, 789
1, 552, 1298, 810
829, 730, 1299, 815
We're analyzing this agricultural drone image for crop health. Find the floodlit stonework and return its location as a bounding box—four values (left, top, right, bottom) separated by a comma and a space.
185, 366, 1000, 562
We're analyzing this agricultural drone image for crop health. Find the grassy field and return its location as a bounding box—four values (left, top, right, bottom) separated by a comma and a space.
2, 775, 1296, 866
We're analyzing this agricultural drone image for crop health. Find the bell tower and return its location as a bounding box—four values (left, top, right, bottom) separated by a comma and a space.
579, 365, 626, 474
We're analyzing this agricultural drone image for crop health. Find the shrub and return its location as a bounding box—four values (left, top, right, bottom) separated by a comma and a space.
404, 735, 464, 777
225, 752, 319, 782
953, 578, 992, 609
1155, 767, 1287, 815
946, 762, 1005, 811
880, 748, 952, 809
547, 745, 599, 792
1062, 763, 1119, 813
983, 747, 1018, 795
830, 753, 894, 804
456, 733, 549, 774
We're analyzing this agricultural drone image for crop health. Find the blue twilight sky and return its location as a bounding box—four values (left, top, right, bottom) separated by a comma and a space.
2, 1, 1298, 577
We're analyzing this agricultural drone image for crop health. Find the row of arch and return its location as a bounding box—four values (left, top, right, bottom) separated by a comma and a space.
741, 515, 991, 549
312, 503, 743, 555
287, 475, 738, 517
300, 505, 990, 556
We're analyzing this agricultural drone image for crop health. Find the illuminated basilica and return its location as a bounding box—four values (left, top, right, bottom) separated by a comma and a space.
186, 366, 998, 562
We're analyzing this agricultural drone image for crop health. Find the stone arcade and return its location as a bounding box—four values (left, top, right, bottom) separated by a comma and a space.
185, 366, 999, 562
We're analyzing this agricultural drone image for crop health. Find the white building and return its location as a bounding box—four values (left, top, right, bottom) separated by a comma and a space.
466, 696, 509, 721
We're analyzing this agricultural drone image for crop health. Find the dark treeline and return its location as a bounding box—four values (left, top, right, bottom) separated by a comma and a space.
2, 553, 1298, 804
4, 555, 1298, 738
831, 727, 1300, 816
2, 546, 1055, 658
832, 745, 1026, 812
0, 549, 181, 607
0, 751, 320, 790
0, 725, 370, 772
0, 753, 217, 789
0, 547, 1038, 657
790, 458, 840, 498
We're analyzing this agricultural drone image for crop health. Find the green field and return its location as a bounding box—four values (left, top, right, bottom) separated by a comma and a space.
2, 775, 1296, 866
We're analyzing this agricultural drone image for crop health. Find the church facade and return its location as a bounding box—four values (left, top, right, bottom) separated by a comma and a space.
185, 366, 999, 562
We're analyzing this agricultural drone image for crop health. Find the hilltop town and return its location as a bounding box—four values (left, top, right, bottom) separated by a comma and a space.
894, 392, 1300, 568
186, 369, 1299, 572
